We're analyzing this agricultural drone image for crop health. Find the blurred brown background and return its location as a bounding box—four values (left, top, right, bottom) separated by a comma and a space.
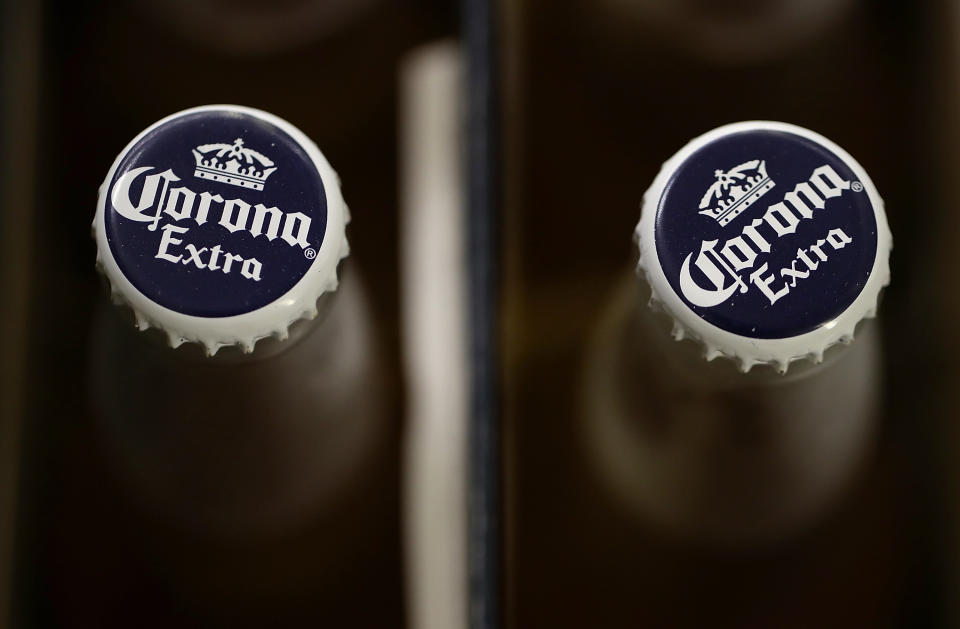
3, 0, 960, 627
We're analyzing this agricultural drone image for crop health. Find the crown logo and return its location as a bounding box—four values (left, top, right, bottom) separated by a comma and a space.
192, 138, 277, 191
698, 159, 776, 227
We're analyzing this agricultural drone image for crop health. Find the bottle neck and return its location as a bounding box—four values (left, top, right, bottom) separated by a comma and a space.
105, 285, 338, 364
632, 271, 860, 392
88, 268, 387, 539
580, 272, 881, 548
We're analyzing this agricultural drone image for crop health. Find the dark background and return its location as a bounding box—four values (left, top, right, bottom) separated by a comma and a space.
3, 0, 960, 627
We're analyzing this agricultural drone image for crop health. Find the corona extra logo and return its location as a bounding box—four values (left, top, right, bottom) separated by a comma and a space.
679, 163, 853, 308
101, 109, 330, 318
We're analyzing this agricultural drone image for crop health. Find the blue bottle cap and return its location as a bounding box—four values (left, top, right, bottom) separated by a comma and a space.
93, 105, 349, 355
635, 121, 892, 373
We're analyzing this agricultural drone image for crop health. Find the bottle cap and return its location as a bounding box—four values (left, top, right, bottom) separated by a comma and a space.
93, 104, 349, 355
635, 121, 892, 373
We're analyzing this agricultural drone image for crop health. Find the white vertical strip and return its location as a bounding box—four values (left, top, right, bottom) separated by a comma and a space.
399, 42, 468, 629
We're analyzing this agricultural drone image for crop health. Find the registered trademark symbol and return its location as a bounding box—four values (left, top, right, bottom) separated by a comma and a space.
304, 248, 317, 259
851, 181, 864, 192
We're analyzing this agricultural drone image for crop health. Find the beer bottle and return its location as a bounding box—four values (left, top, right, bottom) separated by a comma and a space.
85, 105, 393, 624
582, 120, 893, 548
